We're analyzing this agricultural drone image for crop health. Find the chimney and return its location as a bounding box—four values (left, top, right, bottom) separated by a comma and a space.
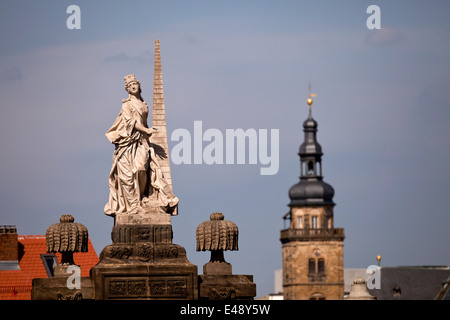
0, 225, 19, 262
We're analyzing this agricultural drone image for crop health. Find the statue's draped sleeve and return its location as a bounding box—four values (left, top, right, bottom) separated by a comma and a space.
105, 101, 138, 146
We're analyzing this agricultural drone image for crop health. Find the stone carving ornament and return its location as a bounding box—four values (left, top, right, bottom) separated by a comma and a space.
104, 74, 178, 217
196, 212, 238, 252
196, 212, 238, 264
46, 214, 88, 265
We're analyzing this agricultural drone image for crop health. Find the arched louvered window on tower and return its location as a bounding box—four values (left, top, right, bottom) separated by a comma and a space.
308, 258, 316, 274
318, 258, 325, 273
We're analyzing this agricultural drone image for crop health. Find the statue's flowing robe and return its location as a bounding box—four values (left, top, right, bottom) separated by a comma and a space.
104, 96, 177, 216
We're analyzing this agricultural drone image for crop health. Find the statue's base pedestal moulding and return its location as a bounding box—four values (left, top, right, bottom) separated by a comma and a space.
91, 262, 198, 300
91, 222, 198, 300
114, 209, 171, 225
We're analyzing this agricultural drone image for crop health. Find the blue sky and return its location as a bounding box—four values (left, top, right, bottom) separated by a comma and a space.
1, 0, 449, 297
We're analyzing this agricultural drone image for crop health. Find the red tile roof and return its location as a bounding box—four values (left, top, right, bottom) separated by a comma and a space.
0, 235, 98, 300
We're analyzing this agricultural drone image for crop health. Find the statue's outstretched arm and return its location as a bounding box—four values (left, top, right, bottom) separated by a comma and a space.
134, 122, 158, 136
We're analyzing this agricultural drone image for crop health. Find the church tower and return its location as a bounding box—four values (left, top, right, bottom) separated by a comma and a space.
280, 94, 345, 300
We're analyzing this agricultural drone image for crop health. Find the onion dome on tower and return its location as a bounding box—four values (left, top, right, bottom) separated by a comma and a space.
288, 95, 335, 207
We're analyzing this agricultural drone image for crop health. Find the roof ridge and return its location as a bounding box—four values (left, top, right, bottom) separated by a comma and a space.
18, 235, 46, 239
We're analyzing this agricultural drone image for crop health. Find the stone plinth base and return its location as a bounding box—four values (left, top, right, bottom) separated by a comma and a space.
115, 211, 171, 225
31, 276, 94, 300
111, 224, 173, 244
91, 222, 198, 300
203, 261, 232, 275
91, 262, 198, 300
199, 274, 256, 300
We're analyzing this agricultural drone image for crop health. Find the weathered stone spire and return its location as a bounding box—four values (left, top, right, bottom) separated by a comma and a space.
151, 39, 173, 194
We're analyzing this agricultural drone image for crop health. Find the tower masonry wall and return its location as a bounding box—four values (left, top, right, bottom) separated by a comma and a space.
290, 206, 334, 229
282, 239, 344, 300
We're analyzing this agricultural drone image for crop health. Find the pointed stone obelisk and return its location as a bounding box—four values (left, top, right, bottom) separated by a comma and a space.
152, 41, 172, 188
151, 39, 177, 215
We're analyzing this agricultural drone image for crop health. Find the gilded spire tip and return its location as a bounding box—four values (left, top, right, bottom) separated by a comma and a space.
306, 81, 316, 114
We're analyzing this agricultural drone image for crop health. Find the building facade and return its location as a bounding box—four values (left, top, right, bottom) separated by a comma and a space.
0, 225, 98, 300
280, 99, 345, 300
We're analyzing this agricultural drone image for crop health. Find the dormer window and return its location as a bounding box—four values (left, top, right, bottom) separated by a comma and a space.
40, 254, 58, 277
393, 285, 401, 297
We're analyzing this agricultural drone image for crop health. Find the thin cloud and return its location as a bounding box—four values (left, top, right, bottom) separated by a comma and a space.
0, 66, 23, 81
365, 27, 404, 46
104, 50, 152, 64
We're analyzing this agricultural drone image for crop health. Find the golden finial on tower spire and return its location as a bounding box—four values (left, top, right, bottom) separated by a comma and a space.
307, 80, 316, 117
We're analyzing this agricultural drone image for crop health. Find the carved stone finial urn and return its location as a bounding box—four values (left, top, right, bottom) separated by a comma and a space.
46, 214, 88, 265
345, 277, 377, 300
196, 212, 256, 300
196, 212, 238, 275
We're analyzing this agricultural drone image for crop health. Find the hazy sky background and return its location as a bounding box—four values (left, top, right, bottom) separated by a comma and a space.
1, 0, 449, 297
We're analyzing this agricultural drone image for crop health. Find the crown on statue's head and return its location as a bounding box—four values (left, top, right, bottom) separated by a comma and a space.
124, 74, 139, 87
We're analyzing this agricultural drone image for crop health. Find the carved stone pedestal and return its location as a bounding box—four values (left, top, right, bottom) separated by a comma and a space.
198, 258, 256, 300
195, 212, 257, 300
198, 274, 256, 300
204, 261, 232, 275
32, 265, 94, 300
91, 223, 198, 300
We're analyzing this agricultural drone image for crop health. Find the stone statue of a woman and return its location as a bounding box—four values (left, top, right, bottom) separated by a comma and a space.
104, 74, 178, 217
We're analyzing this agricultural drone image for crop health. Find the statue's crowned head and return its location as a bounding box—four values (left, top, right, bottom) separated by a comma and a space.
124, 74, 140, 89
